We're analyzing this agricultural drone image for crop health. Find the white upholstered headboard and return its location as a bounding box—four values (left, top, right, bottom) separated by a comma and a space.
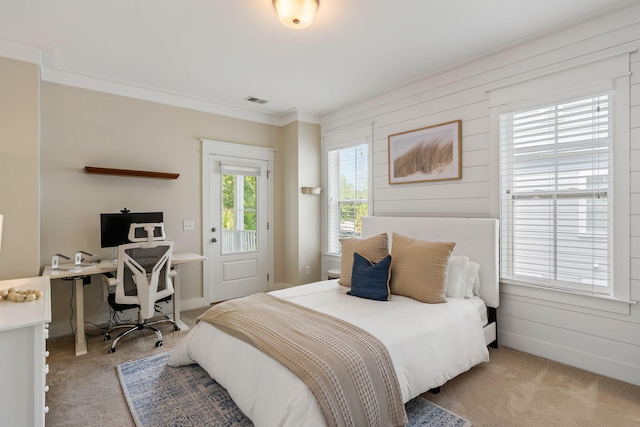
361, 216, 499, 308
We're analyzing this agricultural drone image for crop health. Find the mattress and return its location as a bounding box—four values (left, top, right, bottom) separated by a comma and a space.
169, 280, 490, 426
464, 295, 488, 325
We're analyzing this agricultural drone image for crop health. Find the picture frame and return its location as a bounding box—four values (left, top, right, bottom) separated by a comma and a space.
388, 120, 462, 184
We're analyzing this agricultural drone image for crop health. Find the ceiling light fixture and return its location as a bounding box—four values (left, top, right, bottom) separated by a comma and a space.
273, 0, 319, 30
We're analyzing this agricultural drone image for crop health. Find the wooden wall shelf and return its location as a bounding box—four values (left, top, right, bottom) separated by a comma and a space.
84, 166, 179, 180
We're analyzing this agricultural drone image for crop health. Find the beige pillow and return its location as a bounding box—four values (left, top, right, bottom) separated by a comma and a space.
338, 233, 389, 287
390, 233, 456, 303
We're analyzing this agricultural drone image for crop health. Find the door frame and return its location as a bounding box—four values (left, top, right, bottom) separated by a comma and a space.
201, 139, 276, 304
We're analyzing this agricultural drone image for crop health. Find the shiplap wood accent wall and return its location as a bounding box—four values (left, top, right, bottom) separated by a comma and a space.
322, 4, 640, 385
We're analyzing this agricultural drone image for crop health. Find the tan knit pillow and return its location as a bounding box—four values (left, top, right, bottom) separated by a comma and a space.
338, 233, 389, 287
390, 233, 456, 303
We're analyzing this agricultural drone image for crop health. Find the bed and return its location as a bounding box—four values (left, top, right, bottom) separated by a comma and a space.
169, 216, 499, 426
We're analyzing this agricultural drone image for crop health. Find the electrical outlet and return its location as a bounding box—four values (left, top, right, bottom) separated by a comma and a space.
305, 265, 311, 275
183, 220, 195, 231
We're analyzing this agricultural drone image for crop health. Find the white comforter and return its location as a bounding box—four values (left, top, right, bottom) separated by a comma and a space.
168, 280, 489, 427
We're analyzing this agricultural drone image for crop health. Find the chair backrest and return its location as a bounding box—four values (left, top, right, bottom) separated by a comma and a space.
127, 222, 166, 244
113, 223, 174, 319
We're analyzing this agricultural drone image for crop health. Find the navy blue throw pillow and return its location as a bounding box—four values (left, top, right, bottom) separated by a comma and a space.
347, 252, 392, 301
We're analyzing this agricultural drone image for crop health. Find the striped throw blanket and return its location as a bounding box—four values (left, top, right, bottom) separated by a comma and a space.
198, 293, 407, 427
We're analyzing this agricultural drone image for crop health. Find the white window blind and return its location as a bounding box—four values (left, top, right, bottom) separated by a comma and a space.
327, 143, 368, 254
220, 162, 262, 176
500, 93, 612, 295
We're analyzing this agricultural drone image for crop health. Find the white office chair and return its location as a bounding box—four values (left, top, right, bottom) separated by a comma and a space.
104, 223, 179, 353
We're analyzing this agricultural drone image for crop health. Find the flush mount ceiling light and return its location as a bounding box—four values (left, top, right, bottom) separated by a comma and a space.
273, 0, 319, 29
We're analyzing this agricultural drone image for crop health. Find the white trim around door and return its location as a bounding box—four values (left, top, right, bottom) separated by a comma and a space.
201, 139, 276, 304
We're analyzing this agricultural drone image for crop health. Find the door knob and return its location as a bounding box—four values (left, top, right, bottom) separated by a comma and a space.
211, 238, 217, 243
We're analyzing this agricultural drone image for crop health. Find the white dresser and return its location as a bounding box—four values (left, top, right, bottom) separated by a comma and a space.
0, 276, 51, 427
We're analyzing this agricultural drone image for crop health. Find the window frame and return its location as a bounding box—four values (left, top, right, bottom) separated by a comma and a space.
322, 136, 372, 257
488, 51, 633, 315
499, 92, 613, 295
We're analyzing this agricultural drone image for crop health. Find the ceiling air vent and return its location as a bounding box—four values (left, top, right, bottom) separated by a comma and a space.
244, 96, 269, 105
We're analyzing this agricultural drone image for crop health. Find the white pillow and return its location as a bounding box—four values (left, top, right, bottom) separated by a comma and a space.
445, 255, 469, 298
464, 261, 481, 299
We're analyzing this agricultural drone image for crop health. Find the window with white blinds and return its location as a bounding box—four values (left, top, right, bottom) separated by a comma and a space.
500, 93, 612, 295
327, 143, 368, 254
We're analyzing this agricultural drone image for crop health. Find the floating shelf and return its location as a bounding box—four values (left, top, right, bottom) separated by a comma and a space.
301, 186, 322, 195
83, 166, 179, 180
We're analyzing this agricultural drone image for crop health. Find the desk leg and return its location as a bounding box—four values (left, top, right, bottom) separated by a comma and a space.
172, 265, 189, 331
74, 277, 87, 356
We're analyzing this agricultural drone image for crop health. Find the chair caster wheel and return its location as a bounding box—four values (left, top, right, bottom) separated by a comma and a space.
104, 335, 111, 341
155, 341, 163, 347
173, 325, 180, 331
108, 348, 116, 354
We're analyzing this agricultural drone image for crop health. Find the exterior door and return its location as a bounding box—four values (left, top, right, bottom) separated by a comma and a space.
202, 141, 274, 303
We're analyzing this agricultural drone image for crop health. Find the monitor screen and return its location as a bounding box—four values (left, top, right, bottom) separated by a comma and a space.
100, 212, 164, 248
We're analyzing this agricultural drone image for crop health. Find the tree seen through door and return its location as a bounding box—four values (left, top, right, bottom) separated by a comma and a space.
222, 174, 257, 254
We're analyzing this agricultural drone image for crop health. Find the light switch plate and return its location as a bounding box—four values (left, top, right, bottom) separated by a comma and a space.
183, 220, 195, 231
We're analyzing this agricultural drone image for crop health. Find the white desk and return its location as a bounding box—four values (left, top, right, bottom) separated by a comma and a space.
42, 252, 206, 356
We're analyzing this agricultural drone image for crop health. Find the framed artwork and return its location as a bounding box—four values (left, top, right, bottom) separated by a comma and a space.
388, 120, 462, 184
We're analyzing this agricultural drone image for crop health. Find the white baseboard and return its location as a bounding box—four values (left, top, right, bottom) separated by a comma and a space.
271, 282, 293, 291
180, 297, 206, 311
49, 321, 76, 338
499, 330, 640, 387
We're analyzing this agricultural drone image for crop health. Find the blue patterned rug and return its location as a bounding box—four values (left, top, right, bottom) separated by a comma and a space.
118, 352, 472, 427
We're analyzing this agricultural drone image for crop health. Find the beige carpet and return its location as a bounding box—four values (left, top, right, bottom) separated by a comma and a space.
46, 308, 640, 427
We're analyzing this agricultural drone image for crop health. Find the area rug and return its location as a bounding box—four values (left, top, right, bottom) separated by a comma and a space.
118, 352, 472, 427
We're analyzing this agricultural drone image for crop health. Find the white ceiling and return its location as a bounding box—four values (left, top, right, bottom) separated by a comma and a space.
0, 0, 634, 123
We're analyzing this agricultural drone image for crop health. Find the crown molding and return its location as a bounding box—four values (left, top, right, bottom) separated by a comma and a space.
280, 109, 322, 126
0, 37, 322, 127
40, 64, 287, 126
0, 38, 42, 64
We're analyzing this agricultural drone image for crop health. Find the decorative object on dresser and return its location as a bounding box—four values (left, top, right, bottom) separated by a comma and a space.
388, 120, 462, 184
0, 276, 51, 427
0, 285, 44, 302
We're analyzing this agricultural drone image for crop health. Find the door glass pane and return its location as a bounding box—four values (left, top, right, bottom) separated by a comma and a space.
222, 174, 258, 254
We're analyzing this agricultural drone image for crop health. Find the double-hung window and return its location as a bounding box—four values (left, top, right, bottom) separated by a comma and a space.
326, 143, 369, 254
500, 93, 612, 295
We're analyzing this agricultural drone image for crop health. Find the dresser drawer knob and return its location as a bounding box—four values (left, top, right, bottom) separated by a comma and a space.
44, 385, 49, 392
44, 364, 49, 374
45, 351, 50, 358
44, 406, 49, 414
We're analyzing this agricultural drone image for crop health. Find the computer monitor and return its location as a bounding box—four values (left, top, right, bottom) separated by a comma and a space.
100, 211, 164, 248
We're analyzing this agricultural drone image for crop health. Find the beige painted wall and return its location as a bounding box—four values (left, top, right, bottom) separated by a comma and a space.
279, 121, 321, 286
0, 55, 323, 335
40, 83, 284, 334
280, 122, 299, 286
297, 121, 321, 284
0, 57, 40, 279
